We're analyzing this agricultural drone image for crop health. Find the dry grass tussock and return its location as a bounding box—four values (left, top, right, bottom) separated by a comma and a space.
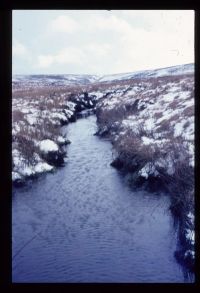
12, 84, 86, 99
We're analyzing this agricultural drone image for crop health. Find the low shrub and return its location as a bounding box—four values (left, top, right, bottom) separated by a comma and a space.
15, 135, 38, 167
12, 110, 26, 123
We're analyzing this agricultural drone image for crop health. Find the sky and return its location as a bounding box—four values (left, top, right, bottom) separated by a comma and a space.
12, 10, 194, 76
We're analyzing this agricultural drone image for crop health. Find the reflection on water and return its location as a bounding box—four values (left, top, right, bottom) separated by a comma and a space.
12, 116, 193, 282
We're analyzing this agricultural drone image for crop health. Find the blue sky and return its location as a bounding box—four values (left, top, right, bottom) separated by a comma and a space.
13, 10, 194, 75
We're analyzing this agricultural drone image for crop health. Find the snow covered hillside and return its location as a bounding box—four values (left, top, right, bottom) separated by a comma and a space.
12, 74, 100, 89
13, 63, 194, 89
98, 63, 194, 83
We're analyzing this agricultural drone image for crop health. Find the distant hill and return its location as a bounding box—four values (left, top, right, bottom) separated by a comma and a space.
12, 63, 194, 87
98, 63, 194, 82
12, 74, 100, 87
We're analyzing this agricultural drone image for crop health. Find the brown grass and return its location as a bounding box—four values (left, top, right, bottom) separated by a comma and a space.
12, 110, 26, 123
182, 105, 194, 117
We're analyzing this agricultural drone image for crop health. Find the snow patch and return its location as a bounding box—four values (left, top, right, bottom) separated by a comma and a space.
51, 112, 67, 121
12, 171, 22, 181
57, 136, 66, 144
139, 163, 159, 179
26, 114, 37, 125
142, 136, 154, 145
34, 162, 53, 173
39, 139, 59, 153
185, 229, 195, 245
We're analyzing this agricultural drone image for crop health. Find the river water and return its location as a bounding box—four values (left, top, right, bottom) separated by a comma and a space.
12, 115, 191, 283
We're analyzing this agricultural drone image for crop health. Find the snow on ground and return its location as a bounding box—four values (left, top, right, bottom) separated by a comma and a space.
26, 114, 37, 125
185, 229, 195, 245
89, 91, 104, 100
174, 119, 188, 137
12, 171, 23, 181
38, 139, 59, 153
66, 101, 76, 111
63, 109, 74, 118
12, 74, 100, 87
102, 75, 194, 173
12, 149, 54, 181
34, 162, 53, 173
13, 67, 194, 185
51, 112, 68, 122
12, 155, 54, 182
96, 74, 194, 183
139, 163, 159, 179
12, 90, 76, 183
12, 64, 194, 269
184, 211, 195, 260
99, 63, 194, 82
12, 80, 98, 184
95, 68, 194, 268
57, 136, 67, 144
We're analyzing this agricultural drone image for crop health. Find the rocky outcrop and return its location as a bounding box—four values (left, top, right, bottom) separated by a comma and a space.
40, 150, 66, 167
69, 92, 96, 115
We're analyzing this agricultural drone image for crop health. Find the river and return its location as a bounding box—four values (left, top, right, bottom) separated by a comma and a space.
12, 115, 192, 283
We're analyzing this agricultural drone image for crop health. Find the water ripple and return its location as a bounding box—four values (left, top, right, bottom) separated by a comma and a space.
12, 116, 189, 283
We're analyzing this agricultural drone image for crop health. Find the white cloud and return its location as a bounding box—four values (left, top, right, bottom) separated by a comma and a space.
93, 11, 194, 73
36, 43, 112, 69
87, 12, 193, 72
89, 14, 133, 35
37, 47, 85, 68
121, 10, 194, 34
13, 40, 27, 57
86, 43, 111, 57
56, 47, 84, 63
13, 10, 194, 74
50, 15, 80, 33
38, 55, 54, 68
111, 26, 194, 74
